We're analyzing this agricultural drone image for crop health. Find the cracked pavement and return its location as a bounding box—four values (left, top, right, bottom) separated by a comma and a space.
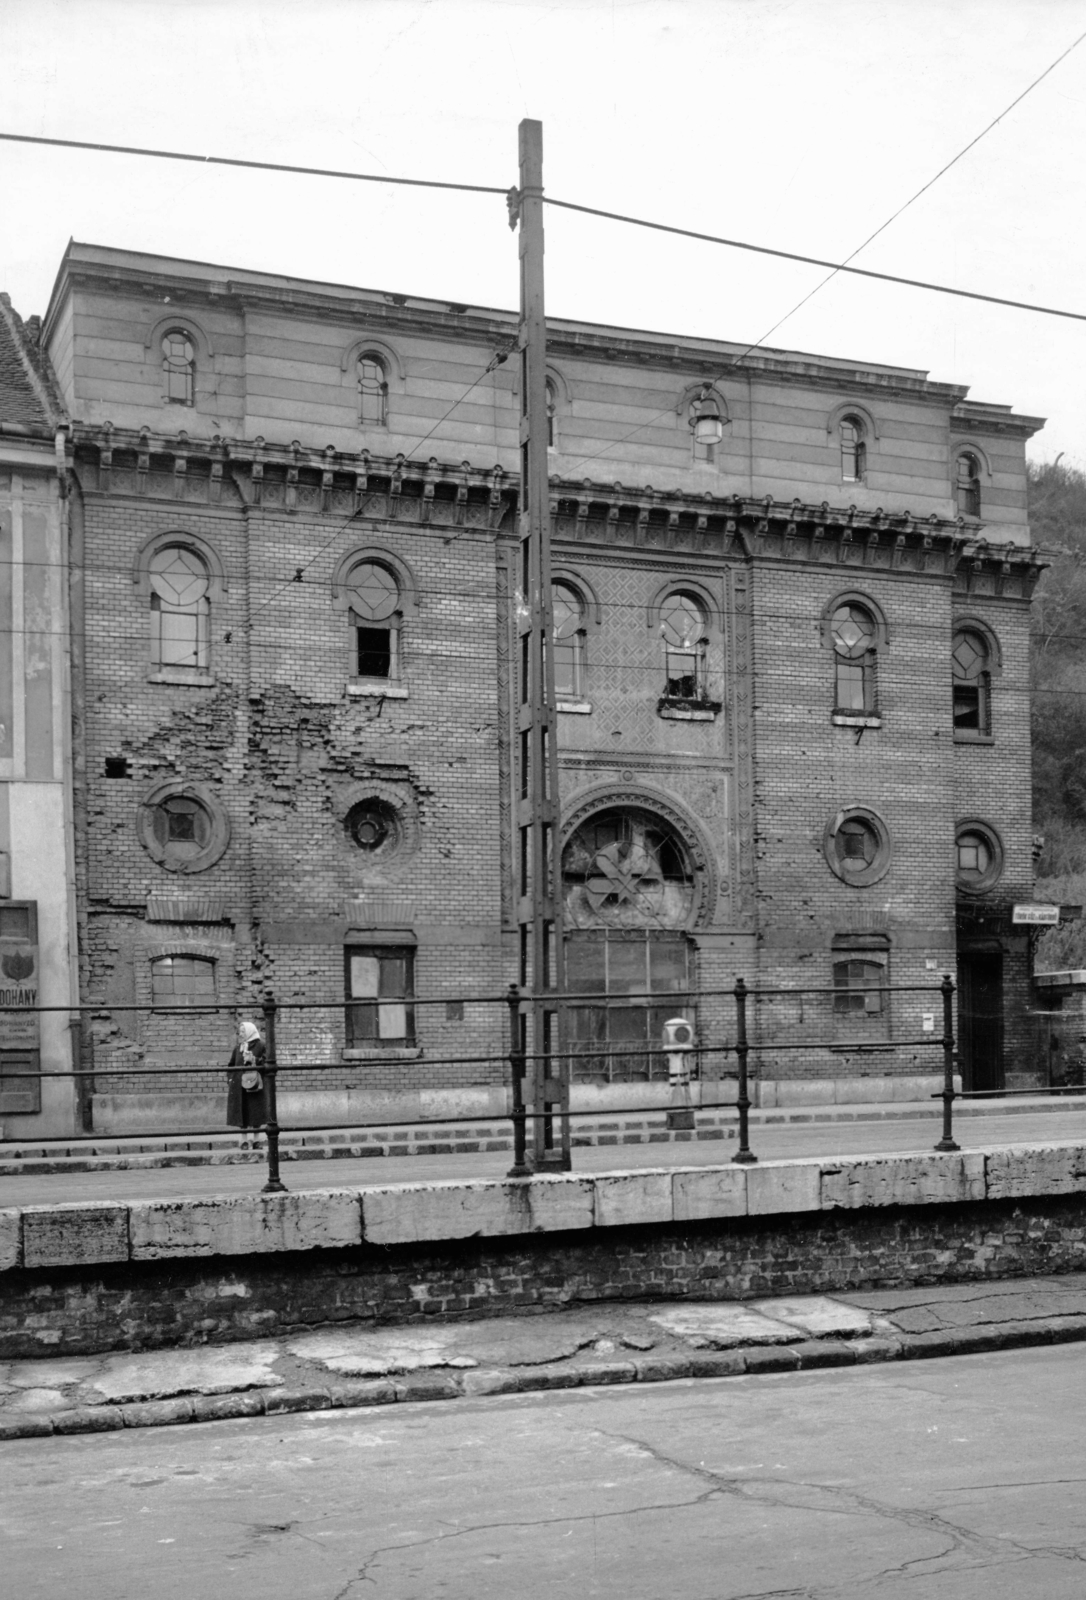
3, 1276, 1086, 1441
5, 1340, 1086, 1597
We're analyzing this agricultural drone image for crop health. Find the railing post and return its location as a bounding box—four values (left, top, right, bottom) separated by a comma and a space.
934, 973, 960, 1153
507, 984, 530, 1178
262, 992, 287, 1192
732, 976, 757, 1165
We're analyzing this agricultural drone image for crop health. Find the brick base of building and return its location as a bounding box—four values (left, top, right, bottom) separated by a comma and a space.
3, 1194, 1086, 1359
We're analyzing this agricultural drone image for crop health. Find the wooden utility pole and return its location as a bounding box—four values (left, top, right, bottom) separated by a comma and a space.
510, 118, 570, 1173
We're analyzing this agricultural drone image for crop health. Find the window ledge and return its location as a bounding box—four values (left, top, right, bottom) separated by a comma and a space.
557, 699, 593, 715
346, 680, 409, 699
832, 713, 881, 728
342, 1046, 422, 1061
657, 703, 719, 722
148, 669, 216, 687
954, 732, 994, 745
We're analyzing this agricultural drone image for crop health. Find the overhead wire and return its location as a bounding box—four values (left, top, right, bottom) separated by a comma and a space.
0, 129, 508, 196
552, 24, 1086, 479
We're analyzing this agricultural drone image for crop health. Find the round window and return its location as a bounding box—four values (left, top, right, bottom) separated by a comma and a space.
956, 823, 1003, 893
345, 799, 401, 856
824, 807, 891, 887
137, 782, 230, 874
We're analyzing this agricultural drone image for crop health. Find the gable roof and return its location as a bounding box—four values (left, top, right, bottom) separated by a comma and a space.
0, 293, 63, 435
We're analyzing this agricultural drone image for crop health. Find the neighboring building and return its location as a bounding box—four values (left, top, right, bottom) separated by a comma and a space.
41, 241, 1045, 1134
0, 294, 77, 1136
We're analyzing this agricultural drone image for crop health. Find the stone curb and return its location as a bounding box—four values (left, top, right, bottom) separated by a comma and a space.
4, 1314, 1086, 1441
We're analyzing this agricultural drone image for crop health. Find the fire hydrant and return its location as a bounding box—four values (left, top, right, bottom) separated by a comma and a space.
663, 1016, 696, 1130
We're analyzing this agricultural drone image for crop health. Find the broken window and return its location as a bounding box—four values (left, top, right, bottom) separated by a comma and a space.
345, 946, 415, 1048
149, 545, 210, 672
660, 592, 708, 702
151, 955, 216, 1009
347, 560, 401, 681
358, 354, 389, 427
566, 929, 692, 1083
830, 602, 877, 715
952, 628, 992, 737
151, 795, 213, 868
552, 582, 586, 699
840, 416, 866, 483
956, 452, 981, 517
162, 329, 195, 405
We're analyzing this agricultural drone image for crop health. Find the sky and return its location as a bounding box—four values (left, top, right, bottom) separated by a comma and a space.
3, 0, 1086, 465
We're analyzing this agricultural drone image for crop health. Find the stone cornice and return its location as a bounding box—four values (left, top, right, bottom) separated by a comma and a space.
68, 424, 1043, 594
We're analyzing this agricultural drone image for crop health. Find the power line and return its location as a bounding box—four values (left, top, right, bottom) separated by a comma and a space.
0, 130, 508, 196
242, 348, 513, 631
544, 195, 1086, 327
730, 24, 1086, 361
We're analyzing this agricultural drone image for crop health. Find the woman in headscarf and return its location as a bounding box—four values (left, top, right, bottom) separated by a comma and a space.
226, 1017, 267, 1129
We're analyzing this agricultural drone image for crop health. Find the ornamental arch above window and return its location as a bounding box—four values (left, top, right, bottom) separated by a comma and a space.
562, 804, 700, 930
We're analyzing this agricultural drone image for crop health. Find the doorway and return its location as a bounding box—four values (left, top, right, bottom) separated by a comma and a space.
957, 948, 1004, 1093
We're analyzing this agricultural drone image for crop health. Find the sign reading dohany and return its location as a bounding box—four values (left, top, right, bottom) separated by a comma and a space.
1011, 903, 1060, 926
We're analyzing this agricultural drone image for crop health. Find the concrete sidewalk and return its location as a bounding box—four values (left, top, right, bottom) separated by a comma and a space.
5, 1102, 1086, 1208
4, 1273, 1086, 1442
5, 1091, 1086, 1178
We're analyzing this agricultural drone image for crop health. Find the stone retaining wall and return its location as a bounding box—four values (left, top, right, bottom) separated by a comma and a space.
2, 1145, 1086, 1357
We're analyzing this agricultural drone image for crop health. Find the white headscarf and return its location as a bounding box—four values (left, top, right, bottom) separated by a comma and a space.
238, 1020, 263, 1045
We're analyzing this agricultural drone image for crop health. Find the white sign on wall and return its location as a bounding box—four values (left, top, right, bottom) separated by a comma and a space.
1011, 904, 1060, 926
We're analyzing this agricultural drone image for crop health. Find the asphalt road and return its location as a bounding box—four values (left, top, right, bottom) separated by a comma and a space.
5, 1343, 1086, 1599
4, 1107, 1086, 1207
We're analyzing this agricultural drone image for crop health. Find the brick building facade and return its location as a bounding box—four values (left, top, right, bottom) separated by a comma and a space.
40, 242, 1044, 1133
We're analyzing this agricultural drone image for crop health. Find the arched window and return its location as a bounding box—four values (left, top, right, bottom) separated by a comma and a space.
149, 545, 210, 672
552, 582, 586, 699
831, 602, 877, 714
151, 954, 216, 1008
358, 354, 389, 426
952, 628, 992, 737
832, 934, 889, 1016
162, 330, 195, 405
660, 592, 708, 702
840, 415, 866, 483
956, 452, 981, 517
545, 378, 558, 450
346, 558, 401, 680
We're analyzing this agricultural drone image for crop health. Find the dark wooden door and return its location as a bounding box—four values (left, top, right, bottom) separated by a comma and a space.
957, 951, 1004, 1093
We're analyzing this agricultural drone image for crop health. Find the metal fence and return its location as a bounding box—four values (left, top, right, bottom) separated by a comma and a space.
0, 976, 971, 1188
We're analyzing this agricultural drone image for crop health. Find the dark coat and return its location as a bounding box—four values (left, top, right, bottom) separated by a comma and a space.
226, 1038, 267, 1129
